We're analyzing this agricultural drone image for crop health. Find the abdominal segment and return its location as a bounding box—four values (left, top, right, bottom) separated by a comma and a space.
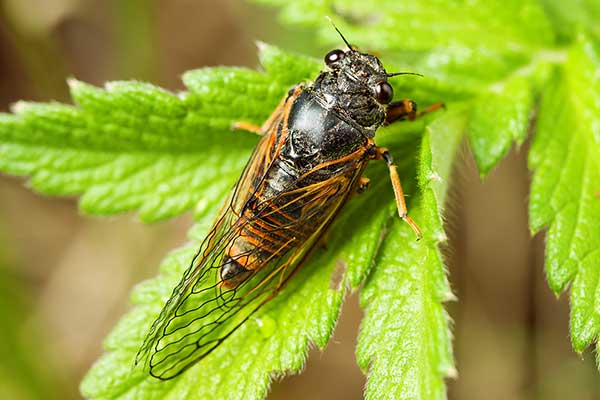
219, 198, 302, 289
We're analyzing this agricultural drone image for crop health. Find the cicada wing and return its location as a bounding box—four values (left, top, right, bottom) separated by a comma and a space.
136, 169, 360, 379
136, 90, 367, 379
146, 229, 291, 380
135, 131, 278, 378
137, 209, 319, 380
134, 203, 231, 375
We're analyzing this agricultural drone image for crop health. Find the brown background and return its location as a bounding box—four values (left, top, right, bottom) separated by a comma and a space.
0, 1, 598, 399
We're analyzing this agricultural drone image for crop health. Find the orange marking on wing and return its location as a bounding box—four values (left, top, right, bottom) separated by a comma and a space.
241, 236, 279, 256
298, 146, 367, 180
244, 219, 295, 247
258, 178, 341, 221
244, 211, 299, 238
247, 192, 298, 224
240, 227, 287, 255
244, 237, 297, 296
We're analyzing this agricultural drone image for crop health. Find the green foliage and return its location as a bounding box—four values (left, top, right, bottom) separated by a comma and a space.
528, 37, 600, 355
1, 1, 600, 399
256, 0, 553, 94
257, 0, 600, 392
0, 46, 318, 222
356, 111, 463, 400
256, 0, 558, 174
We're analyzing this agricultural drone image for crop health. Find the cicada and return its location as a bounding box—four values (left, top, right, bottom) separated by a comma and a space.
137, 23, 442, 380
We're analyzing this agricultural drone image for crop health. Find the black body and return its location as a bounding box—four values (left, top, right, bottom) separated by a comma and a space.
232, 49, 395, 277
137, 44, 413, 380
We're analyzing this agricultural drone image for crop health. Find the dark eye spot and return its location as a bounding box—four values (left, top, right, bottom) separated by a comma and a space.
324, 49, 345, 66
374, 81, 393, 104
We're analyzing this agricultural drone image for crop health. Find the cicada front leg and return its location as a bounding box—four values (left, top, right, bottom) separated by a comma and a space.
385, 99, 445, 125
374, 99, 445, 238
232, 121, 264, 135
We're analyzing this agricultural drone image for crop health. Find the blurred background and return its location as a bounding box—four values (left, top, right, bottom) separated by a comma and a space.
0, 1, 598, 399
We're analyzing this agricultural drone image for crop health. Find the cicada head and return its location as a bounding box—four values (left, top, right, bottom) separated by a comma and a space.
311, 21, 403, 134
312, 48, 391, 133
327, 48, 394, 101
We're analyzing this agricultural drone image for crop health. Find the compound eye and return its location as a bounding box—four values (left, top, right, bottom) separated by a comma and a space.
374, 81, 393, 104
324, 49, 345, 66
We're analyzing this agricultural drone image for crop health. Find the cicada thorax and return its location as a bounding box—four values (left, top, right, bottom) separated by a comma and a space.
219, 85, 371, 289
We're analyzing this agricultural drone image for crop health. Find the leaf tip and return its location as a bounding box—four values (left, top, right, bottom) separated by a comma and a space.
9, 101, 30, 114
67, 77, 84, 91
443, 290, 457, 302
436, 232, 448, 244
255, 40, 269, 53
428, 171, 443, 183
572, 346, 585, 358
446, 366, 459, 379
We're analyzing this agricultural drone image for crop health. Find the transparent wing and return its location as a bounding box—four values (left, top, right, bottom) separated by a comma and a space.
136, 96, 367, 380
137, 175, 360, 379
135, 128, 277, 379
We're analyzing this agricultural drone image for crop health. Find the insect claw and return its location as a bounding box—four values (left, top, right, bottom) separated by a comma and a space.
403, 215, 422, 240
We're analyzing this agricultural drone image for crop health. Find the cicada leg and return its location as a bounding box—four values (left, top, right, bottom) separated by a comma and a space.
232, 121, 263, 135
370, 146, 422, 240
385, 100, 445, 125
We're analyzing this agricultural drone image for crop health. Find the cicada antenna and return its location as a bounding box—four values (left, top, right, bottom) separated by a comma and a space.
386, 72, 424, 78
325, 16, 356, 52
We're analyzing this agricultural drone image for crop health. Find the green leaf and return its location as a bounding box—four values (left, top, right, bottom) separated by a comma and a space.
356, 110, 464, 400
540, 0, 600, 43
67, 41, 457, 397
79, 123, 438, 399
529, 36, 600, 353
467, 77, 534, 175
256, 0, 554, 94
0, 45, 321, 222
